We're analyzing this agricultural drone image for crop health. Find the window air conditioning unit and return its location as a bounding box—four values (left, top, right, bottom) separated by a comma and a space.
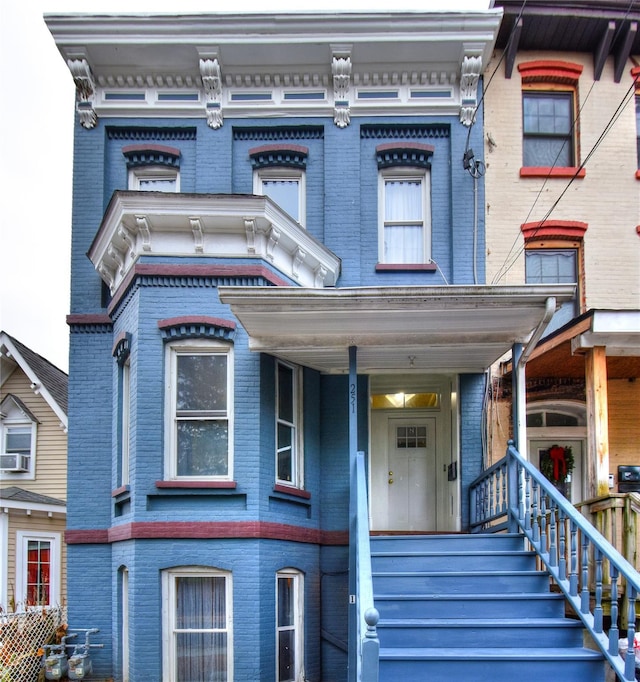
0, 453, 30, 472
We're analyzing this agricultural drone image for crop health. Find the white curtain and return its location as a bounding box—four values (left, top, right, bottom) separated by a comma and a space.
175, 576, 227, 682
384, 180, 423, 263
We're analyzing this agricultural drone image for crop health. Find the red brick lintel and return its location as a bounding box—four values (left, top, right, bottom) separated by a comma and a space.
66, 522, 348, 546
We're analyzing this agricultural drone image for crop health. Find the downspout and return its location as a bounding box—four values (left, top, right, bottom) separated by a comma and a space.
513, 297, 557, 455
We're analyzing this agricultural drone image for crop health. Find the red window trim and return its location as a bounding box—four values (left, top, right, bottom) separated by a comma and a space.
518, 60, 583, 85
521, 220, 588, 242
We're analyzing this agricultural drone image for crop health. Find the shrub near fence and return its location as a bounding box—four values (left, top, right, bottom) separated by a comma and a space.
0, 607, 67, 682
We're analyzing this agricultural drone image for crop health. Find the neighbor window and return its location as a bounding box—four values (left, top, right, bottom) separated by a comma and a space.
16, 532, 60, 608
636, 95, 640, 170
166, 342, 233, 480
0, 395, 37, 476
276, 361, 303, 488
523, 92, 574, 167
518, 61, 583, 176
255, 168, 306, 225
277, 570, 304, 682
163, 567, 232, 682
525, 248, 578, 330
379, 171, 430, 264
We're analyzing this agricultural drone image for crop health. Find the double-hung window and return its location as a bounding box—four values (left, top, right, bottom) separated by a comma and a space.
163, 567, 232, 682
379, 171, 430, 264
276, 570, 304, 682
522, 92, 574, 167
255, 168, 305, 225
276, 361, 302, 488
636, 95, 640, 171
518, 61, 583, 175
166, 342, 233, 480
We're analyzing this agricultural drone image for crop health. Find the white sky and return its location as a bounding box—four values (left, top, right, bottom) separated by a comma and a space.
0, 0, 490, 373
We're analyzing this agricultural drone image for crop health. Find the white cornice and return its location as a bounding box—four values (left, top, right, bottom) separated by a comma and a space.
88, 192, 341, 295
45, 11, 501, 128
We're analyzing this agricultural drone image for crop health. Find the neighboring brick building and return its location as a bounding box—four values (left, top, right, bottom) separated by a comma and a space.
484, 1, 640, 502
46, 10, 574, 681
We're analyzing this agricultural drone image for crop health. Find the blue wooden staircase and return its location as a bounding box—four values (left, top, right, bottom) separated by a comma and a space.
372, 533, 606, 682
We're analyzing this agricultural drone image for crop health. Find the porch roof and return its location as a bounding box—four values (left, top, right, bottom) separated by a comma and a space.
218, 284, 576, 374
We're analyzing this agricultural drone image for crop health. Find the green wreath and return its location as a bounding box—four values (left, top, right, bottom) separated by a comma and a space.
540, 445, 574, 484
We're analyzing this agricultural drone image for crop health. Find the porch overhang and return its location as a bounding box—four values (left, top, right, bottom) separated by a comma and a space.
218, 284, 576, 374
505, 309, 640, 380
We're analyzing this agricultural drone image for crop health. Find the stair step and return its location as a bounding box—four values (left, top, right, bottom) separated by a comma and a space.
375, 592, 567, 619
370, 533, 525, 552
372, 549, 537, 571
379, 647, 605, 682
377, 617, 585, 648
373, 569, 549, 594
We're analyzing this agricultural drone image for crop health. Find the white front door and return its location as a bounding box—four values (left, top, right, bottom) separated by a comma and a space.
387, 417, 437, 530
371, 414, 439, 531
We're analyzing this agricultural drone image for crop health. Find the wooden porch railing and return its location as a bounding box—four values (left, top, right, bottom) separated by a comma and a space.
576, 492, 640, 628
470, 441, 640, 682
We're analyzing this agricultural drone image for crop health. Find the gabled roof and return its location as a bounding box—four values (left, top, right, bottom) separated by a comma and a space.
0, 486, 66, 507
0, 332, 68, 427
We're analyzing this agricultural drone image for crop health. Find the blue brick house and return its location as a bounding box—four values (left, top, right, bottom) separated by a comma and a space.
44, 11, 600, 682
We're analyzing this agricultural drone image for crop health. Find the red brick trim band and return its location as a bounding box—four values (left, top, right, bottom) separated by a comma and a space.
273, 484, 312, 499
66, 522, 348, 545
155, 480, 237, 489
66, 314, 112, 326
376, 263, 437, 272
157, 316, 236, 332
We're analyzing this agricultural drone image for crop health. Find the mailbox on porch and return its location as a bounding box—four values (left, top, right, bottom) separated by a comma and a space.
618, 465, 640, 493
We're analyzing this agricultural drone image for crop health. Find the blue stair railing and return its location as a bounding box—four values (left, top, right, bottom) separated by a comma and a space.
351, 450, 380, 682
470, 440, 640, 682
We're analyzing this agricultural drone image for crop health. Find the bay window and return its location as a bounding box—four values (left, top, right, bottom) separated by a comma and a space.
276, 361, 303, 488
277, 570, 303, 682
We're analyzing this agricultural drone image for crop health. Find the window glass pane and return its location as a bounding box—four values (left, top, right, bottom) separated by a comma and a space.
546, 412, 579, 427
385, 180, 422, 221
138, 178, 177, 192
384, 224, 423, 263
176, 632, 227, 682
6, 427, 31, 453
277, 364, 294, 424
177, 355, 227, 413
526, 412, 544, 428
278, 630, 295, 682
26, 540, 51, 605
636, 96, 640, 168
177, 421, 228, 476
176, 576, 226, 629
526, 250, 576, 284
523, 138, 571, 167
277, 424, 293, 482
262, 179, 300, 220
278, 577, 294, 627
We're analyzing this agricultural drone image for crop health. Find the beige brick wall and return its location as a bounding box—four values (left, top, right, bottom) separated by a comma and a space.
484, 50, 640, 309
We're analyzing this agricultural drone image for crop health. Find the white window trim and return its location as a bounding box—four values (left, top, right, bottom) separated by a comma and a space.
276, 569, 304, 682
164, 340, 234, 481
128, 165, 180, 191
162, 566, 233, 682
275, 361, 304, 489
253, 167, 306, 227
121, 567, 130, 682
1, 404, 37, 480
120, 359, 131, 487
15, 531, 61, 609
378, 167, 431, 264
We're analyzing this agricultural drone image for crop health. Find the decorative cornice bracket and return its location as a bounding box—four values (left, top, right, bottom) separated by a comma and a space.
332, 48, 352, 129
200, 54, 224, 129
459, 54, 482, 127
68, 57, 98, 129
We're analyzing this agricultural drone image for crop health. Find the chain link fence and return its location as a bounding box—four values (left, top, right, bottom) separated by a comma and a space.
0, 606, 67, 682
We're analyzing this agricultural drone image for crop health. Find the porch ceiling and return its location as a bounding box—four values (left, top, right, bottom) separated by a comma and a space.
218, 284, 576, 374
